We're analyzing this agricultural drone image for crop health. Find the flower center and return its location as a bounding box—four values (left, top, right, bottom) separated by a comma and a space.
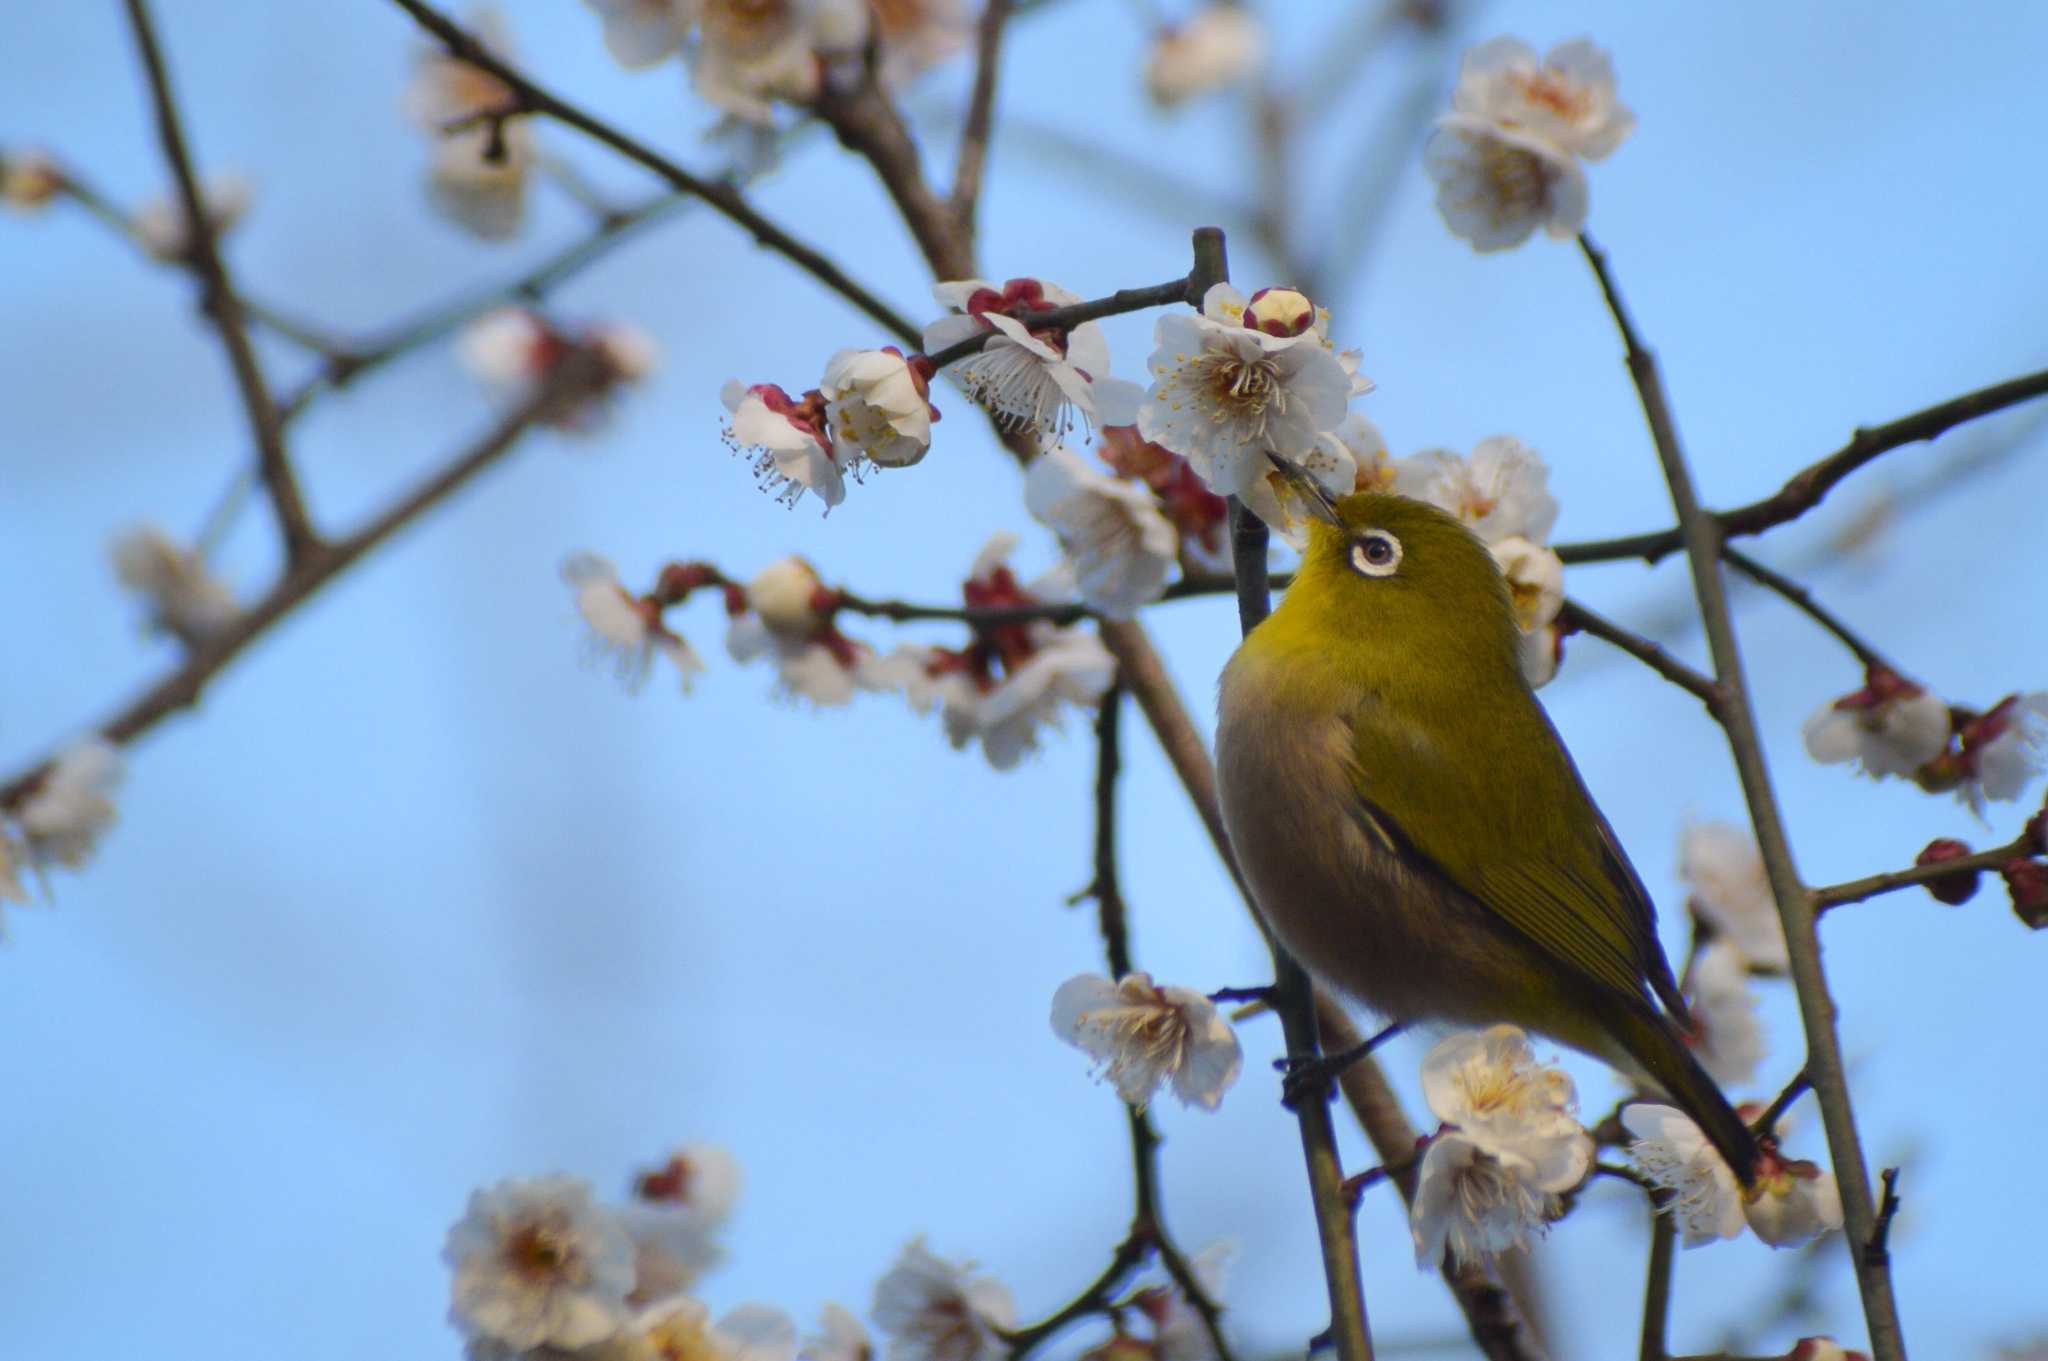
1516, 71, 1590, 122
504, 1224, 571, 1281
1196, 352, 1284, 429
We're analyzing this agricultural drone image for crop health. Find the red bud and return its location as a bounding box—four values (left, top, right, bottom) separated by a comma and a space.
1914, 838, 1979, 906
2002, 858, 2048, 929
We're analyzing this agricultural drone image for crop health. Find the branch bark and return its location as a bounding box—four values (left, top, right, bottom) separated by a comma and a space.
950, 0, 1011, 245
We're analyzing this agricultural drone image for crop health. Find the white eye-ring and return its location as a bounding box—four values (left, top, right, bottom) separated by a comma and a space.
1350, 529, 1402, 578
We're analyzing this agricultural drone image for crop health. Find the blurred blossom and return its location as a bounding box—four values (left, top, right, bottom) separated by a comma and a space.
637, 1299, 800, 1361
799, 1304, 872, 1361
1787, 1342, 1869, 1361
1394, 436, 1559, 546
110, 524, 238, 646
691, 0, 868, 124
1801, 667, 1952, 782
583, 0, 697, 69
868, 0, 968, 87
1490, 536, 1564, 689
1, 147, 62, 210
563, 553, 705, 692
131, 173, 250, 261
1424, 113, 1588, 252
923, 277, 1142, 438
1138, 1240, 1235, 1361
722, 379, 847, 511
1409, 1127, 1583, 1266
1678, 820, 1789, 971
1050, 972, 1243, 1111
1420, 1026, 1585, 1146
1451, 36, 1634, 161
821, 347, 937, 471
871, 1237, 1014, 1361
725, 557, 895, 706
1024, 445, 1177, 619
1622, 1103, 1745, 1247
1742, 1155, 1843, 1248
0, 832, 30, 915
1143, 6, 1264, 108
404, 9, 533, 238
444, 1175, 637, 1351
1948, 692, 2048, 812
17, 740, 123, 871
1684, 940, 1765, 1088
460, 308, 656, 428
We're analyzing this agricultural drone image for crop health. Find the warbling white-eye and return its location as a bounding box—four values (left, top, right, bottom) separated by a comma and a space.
1217, 480, 1760, 1182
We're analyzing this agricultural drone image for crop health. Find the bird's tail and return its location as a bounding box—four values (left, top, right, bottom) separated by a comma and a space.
1604, 1000, 1761, 1186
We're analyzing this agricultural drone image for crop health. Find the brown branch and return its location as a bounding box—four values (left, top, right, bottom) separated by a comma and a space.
1558, 598, 1723, 712
383, 0, 919, 346
1554, 364, 2048, 567
814, 69, 972, 281
1720, 546, 1897, 674
1084, 681, 1134, 979
924, 275, 1202, 369
949, 0, 1011, 245
1812, 832, 2037, 912
0, 355, 603, 811
121, 0, 321, 563
1578, 231, 1907, 1361
1639, 1201, 1677, 1361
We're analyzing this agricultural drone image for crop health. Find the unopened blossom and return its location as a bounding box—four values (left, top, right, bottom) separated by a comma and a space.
691, 0, 868, 124
1409, 1127, 1584, 1266
1451, 37, 1633, 161
583, 0, 696, 69
923, 278, 1142, 437
563, 553, 704, 692
110, 524, 238, 646
1395, 437, 1558, 546
16, 740, 122, 870
1679, 820, 1789, 971
132, 174, 251, 261
445, 1175, 636, 1351
1051, 972, 1243, 1111
1787, 1341, 1869, 1361
1622, 1103, 1745, 1247
1139, 287, 1350, 500
1424, 113, 1588, 252
1801, 667, 1952, 781
1, 148, 62, 210
721, 379, 846, 511
405, 12, 533, 238
821, 347, 937, 470
726, 557, 885, 706
636, 1299, 801, 1361
1139, 1240, 1234, 1361
800, 1304, 872, 1361
1685, 940, 1764, 1088
619, 1142, 740, 1303
1144, 5, 1264, 108
872, 1237, 1014, 1361
1025, 445, 1177, 618
1743, 1156, 1843, 1248
1945, 692, 2048, 811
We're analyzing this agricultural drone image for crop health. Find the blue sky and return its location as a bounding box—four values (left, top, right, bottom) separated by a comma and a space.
3, 3, 2046, 1359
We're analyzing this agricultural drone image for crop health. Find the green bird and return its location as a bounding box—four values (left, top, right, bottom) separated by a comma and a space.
1216, 484, 1760, 1182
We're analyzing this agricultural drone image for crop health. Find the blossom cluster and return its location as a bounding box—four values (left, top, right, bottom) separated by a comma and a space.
1803, 665, 2048, 814
1424, 36, 1634, 252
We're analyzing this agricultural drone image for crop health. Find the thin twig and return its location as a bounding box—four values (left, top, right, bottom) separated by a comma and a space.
1086, 681, 1133, 978
1558, 598, 1723, 712
1865, 1168, 1902, 1270
1554, 364, 2048, 566
1753, 1069, 1813, 1134
121, 0, 321, 562
1577, 230, 1907, 1361
924, 275, 1200, 369
1721, 546, 1897, 674
0, 356, 604, 811
950, 0, 1011, 243
1639, 1201, 1677, 1361
384, 0, 920, 345
1812, 832, 2037, 911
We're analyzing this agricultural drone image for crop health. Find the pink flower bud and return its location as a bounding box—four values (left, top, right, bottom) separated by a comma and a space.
1242, 285, 1317, 338
1914, 838, 1979, 905
2002, 858, 2048, 929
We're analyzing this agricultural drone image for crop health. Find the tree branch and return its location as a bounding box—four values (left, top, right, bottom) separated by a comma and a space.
1578, 230, 1907, 1361
949, 0, 1011, 244
1639, 1204, 1676, 1361
121, 0, 321, 562
1812, 831, 2037, 912
924, 275, 1202, 369
1720, 546, 1897, 675
1558, 598, 1723, 713
383, 0, 920, 346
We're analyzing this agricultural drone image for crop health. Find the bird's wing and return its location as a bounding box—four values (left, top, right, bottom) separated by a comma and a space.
1346, 693, 1673, 1012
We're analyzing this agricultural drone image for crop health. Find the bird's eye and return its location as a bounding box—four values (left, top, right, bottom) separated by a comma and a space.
1349, 530, 1402, 578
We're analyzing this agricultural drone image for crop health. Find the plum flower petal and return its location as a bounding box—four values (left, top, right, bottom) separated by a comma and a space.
1679, 821, 1789, 971
1409, 1129, 1582, 1267
1451, 36, 1634, 161
822, 347, 935, 470
1144, 6, 1264, 108
1622, 1104, 1745, 1248
1743, 1160, 1843, 1249
872, 1238, 1014, 1361
111, 524, 239, 646
444, 1175, 636, 1351
584, 0, 697, 69
563, 553, 704, 692
17, 741, 123, 871
1025, 446, 1177, 619
1424, 113, 1588, 252
1802, 668, 1952, 781
1395, 437, 1558, 546
1051, 972, 1243, 1111
1685, 941, 1765, 1089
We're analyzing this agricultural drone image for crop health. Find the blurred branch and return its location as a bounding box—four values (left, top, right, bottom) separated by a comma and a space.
384, 0, 920, 345
1554, 364, 2048, 567
814, 60, 973, 281
950, 0, 1011, 245
1812, 830, 2038, 913
1720, 546, 1897, 675
1577, 230, 1907, 1361
0, 354, 605, 811
121, 0, 321, 563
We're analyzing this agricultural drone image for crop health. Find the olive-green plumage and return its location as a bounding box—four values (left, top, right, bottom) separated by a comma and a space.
1217, 491, 1758, 1182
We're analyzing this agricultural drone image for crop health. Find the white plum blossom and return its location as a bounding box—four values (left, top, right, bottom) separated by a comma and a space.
636, 1299, 801, 1361
1409, 1129, 1584, 1267
1953, 692, 2048, 811
691, 0, 868, 124
1490, 535, 1564, 688
1685, 941, 1764, 1088
1420, 1026, 1584, 1145
1678, 820, 1789, 971
1395, 437, 1559, 546
584, 0, 697, 69
868, 0, 967, 86
872, 1238, 1014, 1361
923, 278, 1142, 437
1138, 286, 1350, 501
110, 524, 238, 646
1622, 1103, 1745, 1248
1743, 1158, 1844, 1249
1144, 5, 1264, 108
721, 379, 846, 511
17, 740, 122, 870
800, 1304, 872, 1361
821, 347, 936, 470
563, 553, 704, 692
132, 173, 251, 260
619, 1142, 740, 1303
726, 557, 892, 706
461, 309, 656, 427
1050, 972, 1243, 1111
445, 1176, 637, 1351
1424, 113, 1588, 252
947, 625, 1114, 769
1451, 36, 1634, 161
1801, 669, 1952, 781
405, 13, 533, 239
1, 148, 62, 210
1025, 445, 1177, 619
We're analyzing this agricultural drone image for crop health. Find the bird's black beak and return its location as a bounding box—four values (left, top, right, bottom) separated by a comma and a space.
1264, 451, 1343, 526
